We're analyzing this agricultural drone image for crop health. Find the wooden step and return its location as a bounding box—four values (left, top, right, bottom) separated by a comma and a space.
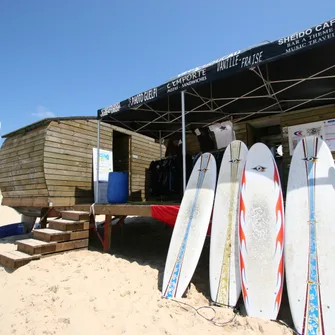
48, 218, 89, 231
33, 228, 89, 242
17, 238, 89, 255
0, 250, 40, 270
61, 211, 90, 221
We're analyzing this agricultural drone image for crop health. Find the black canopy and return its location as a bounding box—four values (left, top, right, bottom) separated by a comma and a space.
98, 18, 335, 139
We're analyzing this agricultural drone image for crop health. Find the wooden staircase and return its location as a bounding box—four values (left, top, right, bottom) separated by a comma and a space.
0, 211, 90, 270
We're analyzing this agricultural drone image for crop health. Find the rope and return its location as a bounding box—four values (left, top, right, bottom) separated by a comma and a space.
168, 298, 238, 327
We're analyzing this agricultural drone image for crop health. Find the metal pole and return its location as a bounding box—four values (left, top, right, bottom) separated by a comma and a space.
159, 130, 162, 159
181, 91, 186, 193
96, 120, 101, 203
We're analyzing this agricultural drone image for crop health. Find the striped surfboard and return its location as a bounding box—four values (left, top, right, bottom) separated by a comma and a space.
285, 136, 335, 334
162, 152, 217, 298
210, 140, 248, 307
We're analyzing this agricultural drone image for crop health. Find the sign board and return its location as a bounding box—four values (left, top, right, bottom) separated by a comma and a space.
287, 119, 335, 155
93, 148, 113, 203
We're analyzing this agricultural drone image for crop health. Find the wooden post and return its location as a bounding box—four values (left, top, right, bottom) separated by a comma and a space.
40, 207, 49, 229
103, 215, 112, 252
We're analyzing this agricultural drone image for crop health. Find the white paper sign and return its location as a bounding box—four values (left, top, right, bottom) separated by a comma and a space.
288, 121, 325, 155
93, 148, 113, 203
324, 119, 335, 152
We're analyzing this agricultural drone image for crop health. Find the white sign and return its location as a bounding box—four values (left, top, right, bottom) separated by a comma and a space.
93, 148, 113, 203
324, 119, 335, 151
288, 121, 325, 155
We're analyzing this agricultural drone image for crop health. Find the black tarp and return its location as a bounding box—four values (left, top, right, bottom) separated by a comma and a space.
97, 18, 335, 138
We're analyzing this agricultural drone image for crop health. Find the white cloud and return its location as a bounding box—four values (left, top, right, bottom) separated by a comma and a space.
32, 105, 56, 119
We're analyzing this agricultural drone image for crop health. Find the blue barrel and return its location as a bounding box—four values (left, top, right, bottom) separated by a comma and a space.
107, 172, 129, 203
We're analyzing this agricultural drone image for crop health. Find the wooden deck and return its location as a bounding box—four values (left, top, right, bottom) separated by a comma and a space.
72, 202, 179, 252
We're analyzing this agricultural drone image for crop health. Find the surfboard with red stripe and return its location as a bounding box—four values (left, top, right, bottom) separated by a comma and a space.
239, 142, 284, 320
285, 136, 335, 334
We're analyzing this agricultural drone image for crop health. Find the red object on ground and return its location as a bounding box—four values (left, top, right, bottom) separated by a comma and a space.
150, 205, 212, 236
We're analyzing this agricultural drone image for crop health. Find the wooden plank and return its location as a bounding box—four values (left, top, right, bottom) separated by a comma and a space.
0, 250, 40, 270
55, 121, 112, 142
0, 127, 47, 149
44, 156, 92, 169
0, 177, 46, 188
46, 128, 112, 147
0, 137, 45, 156
1, 183, 46, 192
44, 163, 91, 174
0, 159, 43, 175
44, 168, 91, 178
45, 141, 93, 155
47, 197, 93, 207
61, 211, 90, 221
48, 218, 90, 231
33, 228, 89, 242
0, 172, 45, 183
0, 149, 44, 162
0, 166, 44, 179
44, 145, 91, 159
0, 142, 44, 160
16, 238, 88, 255
4, 189, 49, 197
46, 174, 90, 182
47, 125, 112, 147
72, 204, 153, 216
17, 239, 57, 255
1, 197, 49, 207
46, 180, 91, 187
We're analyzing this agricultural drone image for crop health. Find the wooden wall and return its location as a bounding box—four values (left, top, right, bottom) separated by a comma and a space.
44, 119, 113, 206
0, 125, 49, 207
0, 119, 165, 207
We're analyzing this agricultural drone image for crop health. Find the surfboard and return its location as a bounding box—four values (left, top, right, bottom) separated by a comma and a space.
285, 136, 335, 334
209, 140, 248, 307
162, 152, 217, 299
239, 142, 284, 319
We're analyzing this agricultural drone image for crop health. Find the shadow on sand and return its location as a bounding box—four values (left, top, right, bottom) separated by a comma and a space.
89, 217, 294, 328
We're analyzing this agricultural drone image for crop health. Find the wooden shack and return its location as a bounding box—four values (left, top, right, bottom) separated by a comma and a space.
0, 117, 165, 213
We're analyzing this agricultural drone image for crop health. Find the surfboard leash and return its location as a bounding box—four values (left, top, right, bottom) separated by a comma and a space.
169, 298, 238, 327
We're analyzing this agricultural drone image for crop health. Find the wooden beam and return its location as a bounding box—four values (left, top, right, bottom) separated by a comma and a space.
103, 215, 112, 252
73, 204, 152, 216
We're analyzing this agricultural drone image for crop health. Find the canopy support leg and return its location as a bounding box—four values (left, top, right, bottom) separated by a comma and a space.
159, 130, 162, 159
181, 91, 186, 194
96, 120, 101, 203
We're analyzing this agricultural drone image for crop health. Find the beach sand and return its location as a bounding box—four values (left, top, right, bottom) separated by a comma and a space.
0, 215, 294, 335
0, 190, 22, 227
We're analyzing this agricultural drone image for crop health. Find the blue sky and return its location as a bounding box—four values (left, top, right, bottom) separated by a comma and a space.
0, 0, 334, 144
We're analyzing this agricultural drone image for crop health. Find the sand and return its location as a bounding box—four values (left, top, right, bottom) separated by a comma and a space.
0, 217, 294, 335
0, 190, 22, 227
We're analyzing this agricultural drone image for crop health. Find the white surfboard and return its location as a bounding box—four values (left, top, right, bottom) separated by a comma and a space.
210, 140, 248, 307
239, 142, 284, 320
162, 152, 217, 298
285, 136, 335, 334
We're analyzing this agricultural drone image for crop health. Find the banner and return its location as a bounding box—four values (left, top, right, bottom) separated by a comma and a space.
98, 18, 335, 119
93, 148, 113, 203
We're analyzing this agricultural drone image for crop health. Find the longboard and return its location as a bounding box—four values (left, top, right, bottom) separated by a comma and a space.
285, 136, 335, 334
239, 142, 284, 319
162, 152, 217, 298
210, 140, 248, 307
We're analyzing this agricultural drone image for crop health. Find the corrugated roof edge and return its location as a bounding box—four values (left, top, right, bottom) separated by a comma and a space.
1, 116, 96, 138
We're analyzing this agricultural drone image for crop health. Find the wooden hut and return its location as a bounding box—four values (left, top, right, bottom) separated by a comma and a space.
0, 117, 165, 214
